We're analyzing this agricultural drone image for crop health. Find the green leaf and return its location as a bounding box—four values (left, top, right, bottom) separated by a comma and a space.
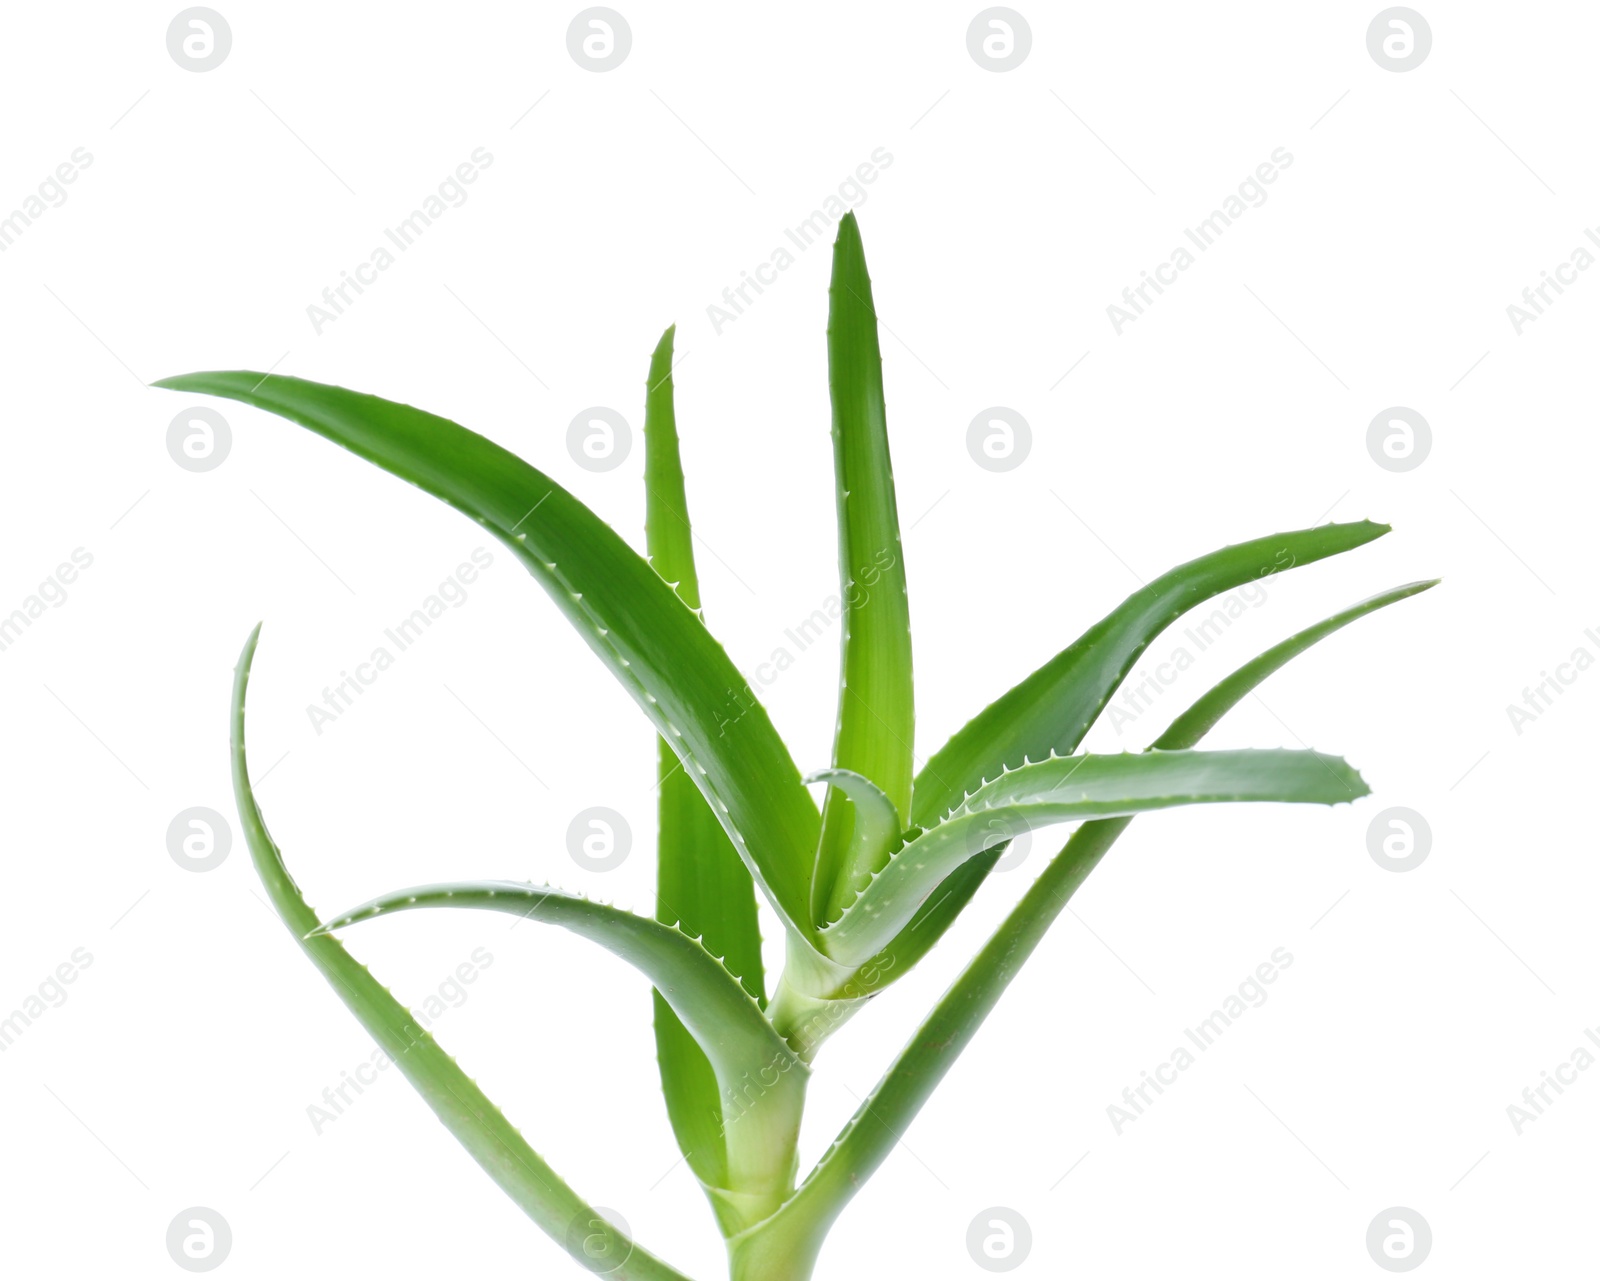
643, 325, 769, 1217
309, 881, 805, 1146
1151, 579, 1440, 750
912, 520, 1388, 824
154, 370, 822, 945
757, 579, 1432, 1251
875, 519, 1391, 983
819, 747, 1367, 965
807, 768, 901, 925
313, 879, 810, 1230
736, 817, 1127, 1276
229, 627, 692, 1281
811, 213, 915, 925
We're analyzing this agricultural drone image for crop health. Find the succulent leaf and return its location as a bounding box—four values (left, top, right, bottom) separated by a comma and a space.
230, 628, 693, 1281
168, 212, 1434, 1281
642, 324, 770, 1216
806, 767, 902, 924
873, 519, 1393, 984
812, 213, 916, 926
310, 880, 806, 1142
155, 369, 824, 949
776, 579, 1435, 1240
819, 746, 1368, 964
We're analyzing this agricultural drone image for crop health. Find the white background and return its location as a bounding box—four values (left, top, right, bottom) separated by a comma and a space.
1, 2, 1594, 1276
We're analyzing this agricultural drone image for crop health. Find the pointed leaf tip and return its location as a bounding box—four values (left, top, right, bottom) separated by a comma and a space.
831, 211, 865, 263
169, 368, 822, 944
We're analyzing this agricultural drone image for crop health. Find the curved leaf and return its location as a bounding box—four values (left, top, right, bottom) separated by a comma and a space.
820, 747, 1368, 965
229, 627, 691, 1281
315, 879, 809, 1227
311, 882, 803, 1120
812, 213, 915, 925
155, 370, 821, 944
1153, 579, 1439, 749
807, 768, 901, 924
911, 519, 1389, 825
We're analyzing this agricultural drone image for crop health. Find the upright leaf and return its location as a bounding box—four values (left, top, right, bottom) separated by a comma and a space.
642, 326, 769, 1223
155, 371, 822, 944
812, 213, 915, 925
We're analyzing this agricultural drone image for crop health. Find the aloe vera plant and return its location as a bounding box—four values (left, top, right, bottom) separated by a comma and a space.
158, 213, 1433, 1280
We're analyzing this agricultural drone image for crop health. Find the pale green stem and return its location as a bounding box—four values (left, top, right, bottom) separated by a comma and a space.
766, 934, 880, 1063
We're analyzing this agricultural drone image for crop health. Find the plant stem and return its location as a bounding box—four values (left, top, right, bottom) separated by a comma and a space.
767, 934, 875, 1061
724, 1207, 829, 1281
739, 818, 1126, 1259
